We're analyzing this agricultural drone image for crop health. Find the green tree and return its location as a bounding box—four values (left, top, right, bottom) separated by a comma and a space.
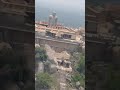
35, 47, 47, 62
77, 53, 85, 74
71, 73, 85, 88
70, 52, 85, 89
35, 72, 53, 89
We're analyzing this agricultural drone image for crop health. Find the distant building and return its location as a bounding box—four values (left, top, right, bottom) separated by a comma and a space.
35, 22, 83, 41
48, 11, 58, 27
35, 13, 84, 42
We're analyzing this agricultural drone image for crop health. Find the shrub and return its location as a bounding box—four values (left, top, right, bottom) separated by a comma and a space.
35, 72, 53, 89
35, 47, 47, 62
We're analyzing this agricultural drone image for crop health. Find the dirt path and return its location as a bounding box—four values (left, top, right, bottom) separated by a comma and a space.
58, 70, 67, 90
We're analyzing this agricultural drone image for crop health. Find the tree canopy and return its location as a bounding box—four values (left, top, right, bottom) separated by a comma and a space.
35, 72, 53, 89
35, 47, 47, 62
77, 53, 85, 74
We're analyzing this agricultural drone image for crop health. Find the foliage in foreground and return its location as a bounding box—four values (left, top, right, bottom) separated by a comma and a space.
77, 53, 85, 74
70, 52, 85, 88
71, 73, 85, 88
35, 72, 53, 89
35, 47, 47, 62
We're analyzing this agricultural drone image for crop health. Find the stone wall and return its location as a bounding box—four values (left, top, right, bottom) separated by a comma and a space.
36, 37, 80, 52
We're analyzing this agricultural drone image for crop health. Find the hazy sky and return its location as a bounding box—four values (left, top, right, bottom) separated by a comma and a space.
35, 0, 85, 28
35, 0, 85, 12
